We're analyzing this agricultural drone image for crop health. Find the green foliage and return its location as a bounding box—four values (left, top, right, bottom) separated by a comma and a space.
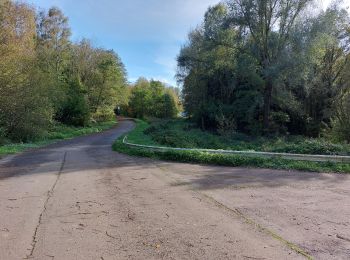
113, 137, 350, 174
71, 44, 128, 120
0, 128, 8, 146
127, 78, 180, 119
131, 119, 350, 156
57, 79, 90, 126
126, 119, 158, 146
162, 91, 179, 118
46, 120, 116, 140
0, 1, 53, 142
177, 1, 350, 141
332, 91, 350, 142
0, 2, 127, 142
114, 119, 350, 173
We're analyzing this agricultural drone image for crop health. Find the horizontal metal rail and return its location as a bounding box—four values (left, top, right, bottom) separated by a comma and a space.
122, 136, 350, 163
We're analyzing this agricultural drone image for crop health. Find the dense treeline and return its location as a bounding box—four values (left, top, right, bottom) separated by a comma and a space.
125, 78, 180, 119
177, 0, 350, 141
0, 1, 128, 142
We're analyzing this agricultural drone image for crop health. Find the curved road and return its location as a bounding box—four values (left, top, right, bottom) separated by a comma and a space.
0, 120, 349, 259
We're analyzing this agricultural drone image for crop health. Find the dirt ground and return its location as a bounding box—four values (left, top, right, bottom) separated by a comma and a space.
0, 120, 349, 259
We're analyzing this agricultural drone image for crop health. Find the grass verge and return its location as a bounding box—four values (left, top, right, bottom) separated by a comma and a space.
0, 120, 117, 157
144, 119, 350, 156
113, 120, 350, 173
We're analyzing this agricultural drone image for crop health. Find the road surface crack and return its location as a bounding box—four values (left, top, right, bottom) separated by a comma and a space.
26, 152, 67, 259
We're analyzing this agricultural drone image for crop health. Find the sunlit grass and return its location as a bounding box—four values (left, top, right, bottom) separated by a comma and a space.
125, 119, 157, 146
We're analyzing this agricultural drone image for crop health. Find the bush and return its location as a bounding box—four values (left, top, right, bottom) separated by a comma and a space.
332, 93, 350, 143
92, 107, 115, 122
113, 138, 350, 173
133, 119, 350, 156
0, 91, 53, 142
56, 79, 90, 127
215, 113, 236, 137
270, 138, 348, 155
0, 128, 8, 145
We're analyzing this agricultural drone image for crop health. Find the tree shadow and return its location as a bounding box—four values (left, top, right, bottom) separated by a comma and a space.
166, 162, 349, 190
0, 121, 140, 180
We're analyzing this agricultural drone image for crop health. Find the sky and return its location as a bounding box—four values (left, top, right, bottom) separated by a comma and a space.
24, 0, 346, 87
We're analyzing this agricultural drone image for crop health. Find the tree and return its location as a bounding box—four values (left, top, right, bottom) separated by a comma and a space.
57, 78, 90, 126
177, 1, 350, 139
72, 40, 128, 119
0, 2, 129, 141
127, 78, 179, 119
177, 4, 238, 129
36, 7, 71, 75
128, 78, 151, 118
285, 4, 350, 136
162, 90, 179, 118
35, 7, 72, 117
227, 0, 312, 132
0, 1, 53, 141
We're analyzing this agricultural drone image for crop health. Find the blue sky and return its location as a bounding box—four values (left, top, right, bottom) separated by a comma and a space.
24, 0, 340, 86
24, 0, 223, 86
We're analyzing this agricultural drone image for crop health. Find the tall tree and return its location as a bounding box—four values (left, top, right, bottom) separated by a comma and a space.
178, 4, 238, 129
227, 0, 312, 132
0, 1, 53, 141
36, 7, 71, 75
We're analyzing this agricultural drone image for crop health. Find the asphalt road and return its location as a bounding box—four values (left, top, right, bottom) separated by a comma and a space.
0, 120, 349, 260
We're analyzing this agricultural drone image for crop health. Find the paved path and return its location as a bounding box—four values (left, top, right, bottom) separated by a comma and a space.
0, 120, 349, 259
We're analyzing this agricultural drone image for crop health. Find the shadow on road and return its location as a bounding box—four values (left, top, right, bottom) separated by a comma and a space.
1, 119, 348, 191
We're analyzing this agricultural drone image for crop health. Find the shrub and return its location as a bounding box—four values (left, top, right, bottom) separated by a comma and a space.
0, 127, 8, 145
92, 107, 115, 122
56, 79, 90, 127
215, 113, 236, 137
136, 119, 350, 156
332, 93, 350, 143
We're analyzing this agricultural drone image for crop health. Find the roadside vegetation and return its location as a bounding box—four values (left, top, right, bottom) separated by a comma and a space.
2, 0, 350, 174
114, 0, 350, 173
177, 1, 350, 142
0, 1, 181, 154
140, 120, 350, 156
122, 78, 181, 119
113, 119, 350, 173
0, 1, 127, 148
0, 120, 116, 156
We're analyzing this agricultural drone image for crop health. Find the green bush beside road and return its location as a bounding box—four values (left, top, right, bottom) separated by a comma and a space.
113, 119, 350, 173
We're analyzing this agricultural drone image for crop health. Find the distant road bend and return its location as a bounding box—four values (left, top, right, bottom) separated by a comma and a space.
0, 120, 349, 259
